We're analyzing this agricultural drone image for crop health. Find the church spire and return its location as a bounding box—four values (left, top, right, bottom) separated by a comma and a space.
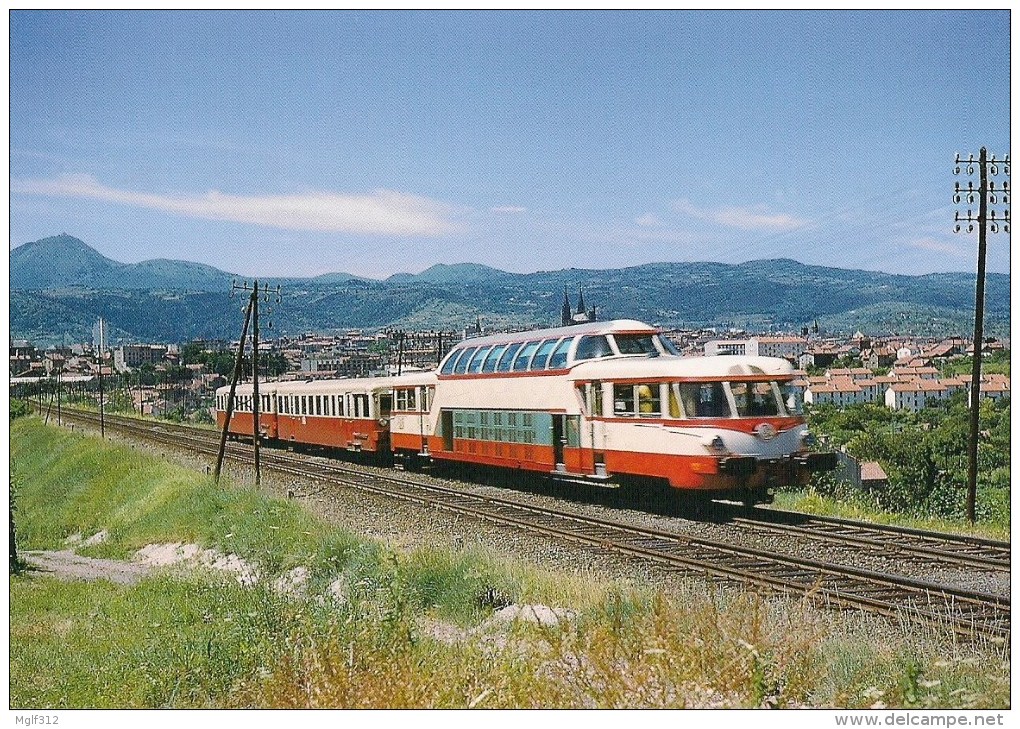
561, 287, 572, 326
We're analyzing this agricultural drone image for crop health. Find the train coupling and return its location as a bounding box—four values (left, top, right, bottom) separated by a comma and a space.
718, 456, 757, 478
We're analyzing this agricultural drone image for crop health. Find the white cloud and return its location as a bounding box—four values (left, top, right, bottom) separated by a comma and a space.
491, 205, 527, 214
634, 213, 661, 227
12, 174, 462, 236
904, 236, 971, 257
672, 198, 809, 232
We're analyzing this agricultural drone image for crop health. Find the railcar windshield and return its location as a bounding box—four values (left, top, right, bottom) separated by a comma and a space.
613, 334, 658, 355
575, 335, 612, 361
658, 336, 680, 355
440, 348, 468, 375
729, 381, 787, 417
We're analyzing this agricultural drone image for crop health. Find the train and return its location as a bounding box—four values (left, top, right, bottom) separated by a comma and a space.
216, 319, 836, 506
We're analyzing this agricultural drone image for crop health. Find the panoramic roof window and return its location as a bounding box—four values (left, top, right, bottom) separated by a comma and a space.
512, 340, 541, 372
547, 337, 574, 369
529, 338, 559, 370
467, 346, 493, 374
440, 348, 467, 375
495, 342, 523, 372
453, 346, 479, 375
481, 344, 507, 373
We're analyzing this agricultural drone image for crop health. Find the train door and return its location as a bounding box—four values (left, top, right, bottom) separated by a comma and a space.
418, 386, 431, 454
377, 392, 392, 419
552, 415, 565, 471
441, 410, 454, 451
588, 382, 608, 476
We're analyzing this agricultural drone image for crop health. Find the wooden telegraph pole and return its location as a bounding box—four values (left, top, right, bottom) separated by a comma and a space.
214, 280, 280, 485
251, 280, 261, 485
214, 293, 254, 483
953, 148, 1009, 523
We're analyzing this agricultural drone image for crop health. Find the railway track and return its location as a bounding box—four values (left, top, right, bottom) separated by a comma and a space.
45, 407, 1011, 640
729, 508, 1010, 573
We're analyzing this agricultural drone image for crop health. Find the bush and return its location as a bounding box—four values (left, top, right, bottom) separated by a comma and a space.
10, 398, 31, 421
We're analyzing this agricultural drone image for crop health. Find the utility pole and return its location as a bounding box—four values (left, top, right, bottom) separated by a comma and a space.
251, 280, 261, 485
215, 280, 280, 485
953, 148, 1009, 523
214, 293, 254, 483
97, 318, 106, 438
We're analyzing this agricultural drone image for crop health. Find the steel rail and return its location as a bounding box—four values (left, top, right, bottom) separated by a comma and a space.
725, 511, 1010, 573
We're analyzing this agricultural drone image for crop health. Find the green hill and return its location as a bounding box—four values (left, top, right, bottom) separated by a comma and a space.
9, 235, 1010, 345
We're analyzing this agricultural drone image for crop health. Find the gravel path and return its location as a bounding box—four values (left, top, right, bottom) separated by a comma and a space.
22, 549, 153, 585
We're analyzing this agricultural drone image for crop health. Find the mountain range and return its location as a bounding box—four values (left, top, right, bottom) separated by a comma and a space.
10, 234, 1011, 346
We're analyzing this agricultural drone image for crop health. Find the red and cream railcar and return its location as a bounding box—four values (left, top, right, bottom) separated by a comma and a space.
389, 319, 834, 502
215, 376, 425, 454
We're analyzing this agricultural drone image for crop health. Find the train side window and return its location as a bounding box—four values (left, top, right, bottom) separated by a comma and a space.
613, 384, 635, 416
668, 384, 683, 418
396, 388, 417, 411
495, 342, 523, 372
680, 382, 730, 418
575, 335, 612, 361
637, 383, 661, 416
530, 339, 558, 370
481, 344, 507, 373
453, 347, 478, 375
467, 346, 492, 374
575, 385, 588, 415
547, 337, 573, 369
512, 341, 541, 372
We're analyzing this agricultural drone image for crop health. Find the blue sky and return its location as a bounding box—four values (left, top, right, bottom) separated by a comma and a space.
9, 10, 1012, 278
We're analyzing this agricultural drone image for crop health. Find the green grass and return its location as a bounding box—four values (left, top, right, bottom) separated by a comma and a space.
774, 488, 1010, 542
9, 416, 1012, 709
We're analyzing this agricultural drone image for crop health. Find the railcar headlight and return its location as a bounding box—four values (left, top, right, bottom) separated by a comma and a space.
702, 434, 727, 454
801, 431, 817, 448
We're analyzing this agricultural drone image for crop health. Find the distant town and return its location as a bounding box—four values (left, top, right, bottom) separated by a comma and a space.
10, 311, 1010, 421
